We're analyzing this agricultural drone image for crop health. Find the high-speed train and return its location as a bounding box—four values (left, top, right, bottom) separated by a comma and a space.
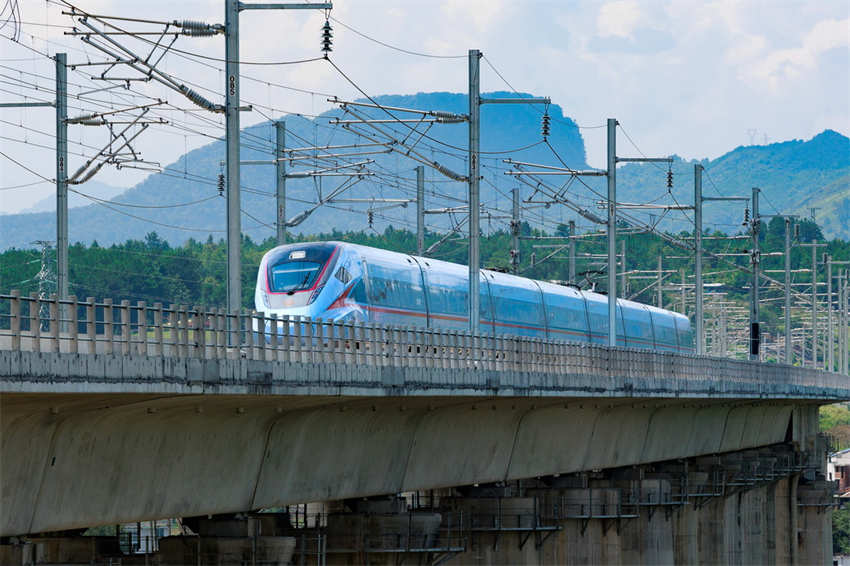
255, 241, 695, 352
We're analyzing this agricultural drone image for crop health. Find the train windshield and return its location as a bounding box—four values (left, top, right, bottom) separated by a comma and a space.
266, 244, 336, 293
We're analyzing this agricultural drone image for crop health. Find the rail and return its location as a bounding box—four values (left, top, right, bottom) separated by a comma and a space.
0, 291, 846, 391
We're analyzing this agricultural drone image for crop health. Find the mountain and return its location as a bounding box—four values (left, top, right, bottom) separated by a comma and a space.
0, 92, 585, 249
12, 180, 126, 214
612, 129, 849, 239
0, 92, 847, 251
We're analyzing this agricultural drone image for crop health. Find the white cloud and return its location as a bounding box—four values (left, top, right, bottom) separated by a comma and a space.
597, 0, 643, 39
752, 18, 850, 89
0, 0, 847, 213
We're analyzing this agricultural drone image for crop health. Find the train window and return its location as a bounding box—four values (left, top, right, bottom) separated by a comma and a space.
676, 319, 695, 352
334, 265, 351, 284
585, 300, 609, 343
367, 261, 426, 312
650, 312, 678, 351
269, 261, 323, 292
265, 243, 337, 293
543, 291, 589, 342
489, 281, 544, 336
349, 278, 367, 303
425, 270, 467, 316
622, 305, 654, 348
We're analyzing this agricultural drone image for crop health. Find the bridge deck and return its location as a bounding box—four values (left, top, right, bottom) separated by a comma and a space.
0, 291, 847, 400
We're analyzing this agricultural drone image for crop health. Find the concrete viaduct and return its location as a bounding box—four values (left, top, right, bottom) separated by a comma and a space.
1, 292, 848, 564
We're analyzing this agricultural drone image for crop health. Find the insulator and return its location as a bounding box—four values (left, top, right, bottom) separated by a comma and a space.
178, 20, 222, 36
367, 210, 374, 228
530, 252, 537, 267
217, 174, 225, 196
76, 118, 107, 126
743, 207, 750, 226
794, 223, 800, 239
541, 113, 551, 139
431, 111, 467, 121
666, 170, 673, 189
181, 86, 222, 113
321, 20, 333, 53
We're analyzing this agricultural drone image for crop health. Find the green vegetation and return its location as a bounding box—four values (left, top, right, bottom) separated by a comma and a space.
2, 219, 848, 321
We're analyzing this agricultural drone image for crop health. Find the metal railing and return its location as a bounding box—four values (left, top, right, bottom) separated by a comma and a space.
0, 291, 846, 391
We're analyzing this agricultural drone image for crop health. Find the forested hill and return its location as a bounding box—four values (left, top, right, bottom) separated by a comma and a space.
613, 129, 849, 240
0, 90, 847, 250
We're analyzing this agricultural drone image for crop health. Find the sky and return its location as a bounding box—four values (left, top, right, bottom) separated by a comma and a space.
0, 0, 848, 214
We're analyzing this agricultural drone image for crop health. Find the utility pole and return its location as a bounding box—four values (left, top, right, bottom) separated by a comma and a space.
606, 118, 617, 346
225, 0, 241, 316
681, 268, 686, 313
55, 53, 68, 304
225, 0, 331, 316
827, 255, 832, 371
657, 255, 663, 308
275, 121, 287, 245
466, 50, 548, 331
798, 242, 826, 367
416, 166, 425, 256
620, 239, 627, 297
608, 124, 672, 345
569, 220, 576, 284
750, 187, 761, 361
694, 164, 704, 355
701, 184, 750, 357
841, 271, 846, 375
812, 244, 818, 369
785, 218, 792, 364
468, 49, 481, 332
510, 188, 519, 273
840, 270, 846, 375
827, 260, 850, 371
0, 54, 67, 303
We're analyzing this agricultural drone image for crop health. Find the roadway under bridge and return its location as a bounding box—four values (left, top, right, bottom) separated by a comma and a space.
1, 294, 848, 564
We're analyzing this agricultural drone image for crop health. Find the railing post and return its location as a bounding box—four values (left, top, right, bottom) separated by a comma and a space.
269, 313, 279, 361
103, 298, 114, 355
120, 300, 131, 356
316, 318, 327, 363
216, 308, 226, 359
29, 291, 41, 353
367, 323, 377, 367
244, 309, 255, 360
256, 311, 266, 361
352, 322, 363, 366
332, 320, 344, 364
154, 303, 164, 357
137, 301, 147, 356
10, 290, 20, 351
195, 306, 206, 359
69, 295, 78, 354
309, 316, 321, 363
443, 330, 451, 369
294, 315, 303, 363
48, 293, 60, 353
182, 305, 192, 358
281, 315, 291, 363
86, 297, 96, 354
